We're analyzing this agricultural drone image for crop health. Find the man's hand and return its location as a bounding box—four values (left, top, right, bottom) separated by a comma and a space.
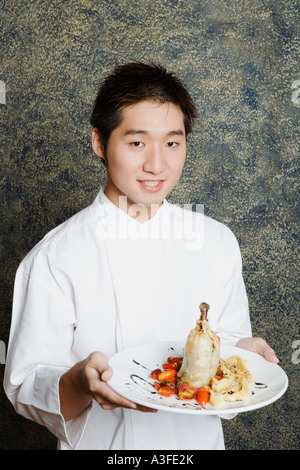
80, 351, 156, 412
235, 337, 279, 363
59, 351, 157, 421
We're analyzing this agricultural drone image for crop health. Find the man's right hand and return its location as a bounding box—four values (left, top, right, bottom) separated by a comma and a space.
59, 351, 157, 421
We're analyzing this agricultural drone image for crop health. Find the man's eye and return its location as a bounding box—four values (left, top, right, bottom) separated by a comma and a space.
130, 141, 144, 147
166, 142, 178, 147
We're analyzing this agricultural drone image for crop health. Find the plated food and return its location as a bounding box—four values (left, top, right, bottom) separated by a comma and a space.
108, 304, 288, 415
150, 302, 254, 407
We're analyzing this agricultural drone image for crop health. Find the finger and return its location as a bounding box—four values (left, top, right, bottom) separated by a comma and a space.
93, 381, 138, 410
93, 379, 158, 412
87, 351, 111, 374
99, 397, 157, 413
135, 405, 158, 413
256, 338, 279, 363
266, 350, 279, 363
100, 367, 113, 382
260, 345, 279, 363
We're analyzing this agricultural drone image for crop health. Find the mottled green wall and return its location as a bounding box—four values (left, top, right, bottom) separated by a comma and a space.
0, 0, 299, 450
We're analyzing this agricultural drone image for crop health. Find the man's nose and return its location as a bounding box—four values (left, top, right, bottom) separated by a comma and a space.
143, 145, 165, 174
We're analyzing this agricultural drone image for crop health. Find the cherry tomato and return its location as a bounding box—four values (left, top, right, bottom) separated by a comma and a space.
196, 387, 210, 406
150, 368, 162, 380
160, 380, 176, 389
177, 382, 197, 400
158, 370, 177, 382
210, 369, 223, 386
168, 357, 183, 367
158, 386, 175, 397
214, 375, 222, 381
162, 363, 179, 371
161, 377, 176, 385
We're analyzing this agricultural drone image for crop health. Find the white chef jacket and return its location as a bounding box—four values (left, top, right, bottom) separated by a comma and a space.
4, 188, 252, 450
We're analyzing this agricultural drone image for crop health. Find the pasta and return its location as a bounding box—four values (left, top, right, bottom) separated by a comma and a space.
209, 356, 254, 406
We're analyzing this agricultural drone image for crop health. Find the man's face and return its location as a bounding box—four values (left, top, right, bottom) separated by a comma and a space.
92, 100, 186, 220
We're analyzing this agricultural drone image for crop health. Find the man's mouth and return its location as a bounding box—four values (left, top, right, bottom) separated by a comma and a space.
143, 180, 161, 186
138, 180, 165, 191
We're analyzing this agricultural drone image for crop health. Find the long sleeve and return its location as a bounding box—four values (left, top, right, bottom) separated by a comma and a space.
4, 252, 91, 448
193, 216, 252, 347
213, 226, 252, 345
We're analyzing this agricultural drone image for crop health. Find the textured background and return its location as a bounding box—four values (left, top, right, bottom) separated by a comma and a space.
0, 0, 299, 450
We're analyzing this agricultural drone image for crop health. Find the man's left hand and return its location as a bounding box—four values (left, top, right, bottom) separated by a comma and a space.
235, 337, 279, 363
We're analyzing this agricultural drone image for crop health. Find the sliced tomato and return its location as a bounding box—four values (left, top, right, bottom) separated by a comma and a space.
154, 381, 161, 391
177, 382, 197, 400
214, 375, 222, 381
196, 387, 210, 406
150, 368, 162, 380
160, 380, 176, 389
210, 370, 223, 386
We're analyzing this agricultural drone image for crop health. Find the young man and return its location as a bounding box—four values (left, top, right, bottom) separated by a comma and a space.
4, 62, 278, 450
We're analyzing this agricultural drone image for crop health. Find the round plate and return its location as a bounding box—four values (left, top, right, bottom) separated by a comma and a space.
108, 341, 288, 415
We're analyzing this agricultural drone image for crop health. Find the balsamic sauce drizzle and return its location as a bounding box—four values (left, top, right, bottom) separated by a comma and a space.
130, 373, 157, 394
132, 359, 152, 371
254, 382, 267, 389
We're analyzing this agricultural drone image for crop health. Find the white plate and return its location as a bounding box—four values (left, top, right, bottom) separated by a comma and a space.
108, 341, 288, 415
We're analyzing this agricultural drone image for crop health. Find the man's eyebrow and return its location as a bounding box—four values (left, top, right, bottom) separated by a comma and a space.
167, 130, 185, 136
124, 129, 185, 136
124, 129, 149, 136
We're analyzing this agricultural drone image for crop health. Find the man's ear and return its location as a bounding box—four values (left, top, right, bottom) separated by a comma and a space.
92, 128, 106, 163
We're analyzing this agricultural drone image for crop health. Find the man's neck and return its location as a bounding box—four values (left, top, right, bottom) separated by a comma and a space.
103, 186, 163, 224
